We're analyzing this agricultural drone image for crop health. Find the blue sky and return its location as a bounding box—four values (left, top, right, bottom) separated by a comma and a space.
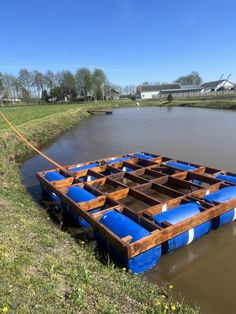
0, 0, 235, 85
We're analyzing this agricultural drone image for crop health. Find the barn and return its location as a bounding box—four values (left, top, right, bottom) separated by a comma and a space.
105, 88, 120, 100
201, 80, 235, 93
138, 84, 181, 99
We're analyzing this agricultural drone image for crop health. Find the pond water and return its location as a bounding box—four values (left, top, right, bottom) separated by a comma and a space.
21, 107, 236, 314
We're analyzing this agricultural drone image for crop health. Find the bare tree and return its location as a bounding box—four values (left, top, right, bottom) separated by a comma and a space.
75, 67, 93, 98
18, 69, 34, 102
92, 68, 107, 100
33, 70, 45, 99
44, 70, 55, 92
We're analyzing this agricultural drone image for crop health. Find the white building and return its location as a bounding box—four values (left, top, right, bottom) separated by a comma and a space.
138, 84, 181, 99
201, 80, 235, 93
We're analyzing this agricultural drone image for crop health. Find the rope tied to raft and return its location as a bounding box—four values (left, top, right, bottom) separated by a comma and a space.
0, 111, 76, 178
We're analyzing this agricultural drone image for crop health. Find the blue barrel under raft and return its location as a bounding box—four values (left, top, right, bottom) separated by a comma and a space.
41, 171, 66, 201
63, 186, 100, 228
215, 174, 236, 184
106, 156, 131, 164
133, 153, 154, 160
69, 163, 99, 173
96, 210, 161, 274
151, 202, 211, 254
166, 161, 197, 171
204, 186, 236, 228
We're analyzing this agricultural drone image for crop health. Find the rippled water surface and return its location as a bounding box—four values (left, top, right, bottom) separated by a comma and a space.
22, 107, 236, 314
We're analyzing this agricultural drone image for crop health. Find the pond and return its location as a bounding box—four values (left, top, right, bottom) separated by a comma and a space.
21, 107, 236, 314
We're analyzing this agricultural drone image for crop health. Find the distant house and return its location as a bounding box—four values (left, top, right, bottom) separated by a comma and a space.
138, 83, 203, 99
138, 84, 181, 99
2, 98, 22, 104
201, 80, 236, 93
105, 88, 120, 100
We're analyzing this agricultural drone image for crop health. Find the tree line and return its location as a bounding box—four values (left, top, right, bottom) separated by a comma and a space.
0, 68, 126, 103
142, 72, 203, 86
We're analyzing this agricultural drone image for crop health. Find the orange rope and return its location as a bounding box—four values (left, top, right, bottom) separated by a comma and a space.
0, 111, 76, 177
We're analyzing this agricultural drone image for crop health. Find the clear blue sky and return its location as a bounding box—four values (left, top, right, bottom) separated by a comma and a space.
0, 0, 235, 85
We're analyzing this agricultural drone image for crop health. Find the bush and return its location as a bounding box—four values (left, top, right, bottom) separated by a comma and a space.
167, 94, 173, 103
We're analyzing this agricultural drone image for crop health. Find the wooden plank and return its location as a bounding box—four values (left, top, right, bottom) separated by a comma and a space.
51, 177, 74, 188
79, 196, 106, 211
91, 205, 123, 220
108, 188, 130, 200
121, 235, 133, 244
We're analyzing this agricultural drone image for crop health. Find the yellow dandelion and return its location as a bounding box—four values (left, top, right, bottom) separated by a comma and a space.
155, 300, 161, 305
164, 305, 169, 310
2, 307, 8, 313
122, 267, 126, 271
171, 305, 176, 311
169, 284, 174, 289
161, 294, 166, 298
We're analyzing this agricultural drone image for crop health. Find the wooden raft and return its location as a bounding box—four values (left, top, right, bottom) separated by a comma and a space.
36, 152, 236, 259
87, 109, 113, 115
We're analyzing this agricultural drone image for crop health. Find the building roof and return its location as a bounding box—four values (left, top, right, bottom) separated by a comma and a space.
202, 79, 235, 89
201, 80, 225, 89
180, 84, 202, 90
160, 87, 202, 94
105, 88, 120, 96
141, 83, 181, 92
110, 88, 120, 94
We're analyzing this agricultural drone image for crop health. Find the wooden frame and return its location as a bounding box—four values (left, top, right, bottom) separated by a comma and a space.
37, 152, 236, 260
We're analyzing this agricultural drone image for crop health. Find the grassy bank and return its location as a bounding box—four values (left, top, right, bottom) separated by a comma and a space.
0, 105, 199, 313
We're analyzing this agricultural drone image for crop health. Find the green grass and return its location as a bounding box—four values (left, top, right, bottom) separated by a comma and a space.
0, 104, 199, 313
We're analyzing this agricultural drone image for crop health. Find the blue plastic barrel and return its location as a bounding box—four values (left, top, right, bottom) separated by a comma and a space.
106, 156, 131, 164
166, 161, 197, 171
67, 186, 96, 203
79, 175, 97, 182
152, 202, 211, 253
64, 186, 97, 228
100, 210, 150, 242
96, 210, 161, 274
41, 171, 66, 201
215, 174, 236, 184
45, 171, 65, 182
192, 179, 202, 185
65, 207, 100, 228
70, 163, 99, 172
204, 187, 236, 228
133, 153, 154, 160
122, 166, 134, 172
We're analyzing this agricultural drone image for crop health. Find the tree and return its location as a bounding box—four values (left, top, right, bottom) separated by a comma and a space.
0, 72, 3, 104
33, 70, 45, 98
167, 94, 173, 103
2, 74, 14, 99
56, 71, 77, 101
44, 70, 55, 92
174, 71, 202, 85
18, 69, 34, 102
92, 68, 106, 100
41, 90, 49, 102
0, 72, 3, 93
50, 86, 64, 102
75, 67, 93, 98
